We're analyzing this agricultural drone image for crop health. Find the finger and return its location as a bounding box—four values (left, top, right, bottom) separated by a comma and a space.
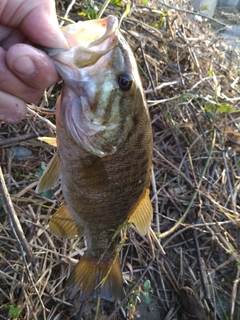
6, 44, 60, 91
0, 47, 40, 102
0, 91, 27, 123
1, 0, 68, 49
0, 27, 26, 50
21, 0, 69, 49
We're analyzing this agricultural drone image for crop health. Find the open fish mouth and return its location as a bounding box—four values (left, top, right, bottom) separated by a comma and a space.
46, 16, 120, 70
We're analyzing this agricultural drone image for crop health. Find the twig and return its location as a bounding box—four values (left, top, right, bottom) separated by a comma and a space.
159, 129, 216, 239
230, 269, 240, 320
157, 1, 227, 26
145, 81, 177, 94
106, 262, 152, 320
0, 129, 48, 147
0, 165, 33, 262
59, 0, 76, 27
151, 167, 160, 234
97, 0, 111, 19
77, 300, 87, 320
193, 218, 215, 312
123, 28, 156, 92
27, 106, 56, 131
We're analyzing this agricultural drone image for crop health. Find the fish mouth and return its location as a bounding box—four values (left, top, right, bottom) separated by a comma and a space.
46, 16, 120, 70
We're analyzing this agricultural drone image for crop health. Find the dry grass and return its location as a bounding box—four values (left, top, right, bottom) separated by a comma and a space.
0, 1, 240, 319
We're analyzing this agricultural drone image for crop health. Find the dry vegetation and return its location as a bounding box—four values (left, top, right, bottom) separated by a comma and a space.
0, 0, 240, 319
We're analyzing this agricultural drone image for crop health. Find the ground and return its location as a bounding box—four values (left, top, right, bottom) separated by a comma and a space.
0, 1, 240, 319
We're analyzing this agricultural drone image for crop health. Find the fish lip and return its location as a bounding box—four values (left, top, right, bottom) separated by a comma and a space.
45, 16, 120, 71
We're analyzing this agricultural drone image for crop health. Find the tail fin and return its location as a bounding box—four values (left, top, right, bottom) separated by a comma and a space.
65, 255, 123, 301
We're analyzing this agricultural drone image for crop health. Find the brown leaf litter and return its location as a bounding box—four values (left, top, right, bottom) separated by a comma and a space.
0, 0, 240, 319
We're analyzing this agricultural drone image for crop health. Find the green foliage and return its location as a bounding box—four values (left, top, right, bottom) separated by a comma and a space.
199, 5, 209, 11
142, 291, 152, 305
204, 102, 236, 114
143, 279, 151, 291
78, 1, 99, 19
125, 3, 131, 16
159, 11, 167, 29
125, 279, 153, 318
151, 12, 167, 29
207, 70, 214, 77
111, 0, 148, 7
111, 0, 122, 7
5, 304, 20, 319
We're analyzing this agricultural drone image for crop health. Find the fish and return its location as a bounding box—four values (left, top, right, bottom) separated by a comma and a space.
37, 15, 153, 302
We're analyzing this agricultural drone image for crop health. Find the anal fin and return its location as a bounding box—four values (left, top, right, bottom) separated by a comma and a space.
36, 152, 61, 193
65, 255, 123, 301
49, 204, 84, 239
129, 188, 153, 236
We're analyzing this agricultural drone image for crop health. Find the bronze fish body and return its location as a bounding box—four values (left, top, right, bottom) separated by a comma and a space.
38, 16, 153, 301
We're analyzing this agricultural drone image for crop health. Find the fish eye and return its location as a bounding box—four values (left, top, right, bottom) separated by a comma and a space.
117, 72, 134, 91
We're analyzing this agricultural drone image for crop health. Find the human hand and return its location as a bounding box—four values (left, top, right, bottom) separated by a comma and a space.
0, 0, 68, 123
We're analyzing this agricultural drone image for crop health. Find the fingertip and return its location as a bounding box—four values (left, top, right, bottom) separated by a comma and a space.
6, 44, 59, 89
0, 91, 27, 123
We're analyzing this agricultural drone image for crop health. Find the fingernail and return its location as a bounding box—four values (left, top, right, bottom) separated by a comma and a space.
13, 56, 36, 76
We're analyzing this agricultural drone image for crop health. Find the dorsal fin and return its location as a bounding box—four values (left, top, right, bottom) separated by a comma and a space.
49, 204, 84, 239
129, 188, 153, 236
36, 152, 61, 193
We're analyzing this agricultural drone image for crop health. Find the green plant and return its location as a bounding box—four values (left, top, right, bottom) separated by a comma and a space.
125, 280, 153, 318
78, 0, 99, 19
5, 304, 20, 319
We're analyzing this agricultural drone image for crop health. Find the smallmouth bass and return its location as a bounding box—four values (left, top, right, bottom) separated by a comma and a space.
38, 15, 153, 301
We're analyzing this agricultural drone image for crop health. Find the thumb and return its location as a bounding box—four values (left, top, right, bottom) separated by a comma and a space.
20, 1, 68, 49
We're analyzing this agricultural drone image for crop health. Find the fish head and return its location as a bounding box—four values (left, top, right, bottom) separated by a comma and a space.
49, 16, 147, 157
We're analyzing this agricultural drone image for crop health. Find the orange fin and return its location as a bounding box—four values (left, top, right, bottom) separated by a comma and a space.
129, 188, 153, 236
65, 256, 123, 301
36, 152, 61, 193
38, 137, 57, 147
49, 205, 84, 239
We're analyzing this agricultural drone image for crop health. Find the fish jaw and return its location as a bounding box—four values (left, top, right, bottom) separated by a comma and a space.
47, 16, 119, 79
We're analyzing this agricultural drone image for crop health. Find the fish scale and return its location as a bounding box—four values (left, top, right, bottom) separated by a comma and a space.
37, 15, 153, 301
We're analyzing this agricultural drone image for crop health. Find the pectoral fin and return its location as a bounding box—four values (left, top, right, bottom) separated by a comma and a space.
36, 152, 61, 193
129, 188, 153, 236
50, 204, 84, 239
